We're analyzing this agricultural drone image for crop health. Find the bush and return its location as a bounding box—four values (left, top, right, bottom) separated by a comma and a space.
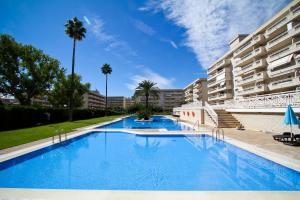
0, 105, 121, 131
136, 110, 151, 120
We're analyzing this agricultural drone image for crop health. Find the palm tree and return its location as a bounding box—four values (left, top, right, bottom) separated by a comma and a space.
134, 80, 159, 111
65, 17, 86, 121
101, 63, 112, 116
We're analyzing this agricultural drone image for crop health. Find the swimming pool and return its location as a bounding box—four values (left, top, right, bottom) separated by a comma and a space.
0, 131, 299, 190
97, 116, 192, 131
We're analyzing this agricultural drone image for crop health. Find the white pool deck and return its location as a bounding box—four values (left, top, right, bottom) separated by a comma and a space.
0, 116, 300, 200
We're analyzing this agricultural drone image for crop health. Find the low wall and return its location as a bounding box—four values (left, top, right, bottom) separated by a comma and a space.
232, 113, 300, 134
178, 108, 203, 125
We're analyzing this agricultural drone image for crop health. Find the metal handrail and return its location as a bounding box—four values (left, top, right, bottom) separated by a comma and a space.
204, 101, 218, 127
193, 120, 200, 130
52, 129, 67, 143
211, 127, 224, 141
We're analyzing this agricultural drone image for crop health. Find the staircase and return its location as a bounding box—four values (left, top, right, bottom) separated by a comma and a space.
215, 109, 241, 128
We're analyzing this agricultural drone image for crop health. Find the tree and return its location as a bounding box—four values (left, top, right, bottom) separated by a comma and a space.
133, 80, 159, 111
101, 63, 112, 116
65, 17, 86, 121
0, 34, 63, 105
49, 73, 90, 108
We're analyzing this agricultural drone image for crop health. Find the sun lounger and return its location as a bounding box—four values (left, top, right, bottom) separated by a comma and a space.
273, 132, 292, 142
283, 134, 300, 146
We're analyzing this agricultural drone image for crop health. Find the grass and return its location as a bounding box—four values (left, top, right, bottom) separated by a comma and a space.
0, 115, 123, 150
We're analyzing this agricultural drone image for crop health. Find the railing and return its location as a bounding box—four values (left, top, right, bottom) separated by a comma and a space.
220, 91, 300, 109
52, 129, 67, 143
204, 101, 218, 126
193, 120, 200, 130
181, 101, 203, 108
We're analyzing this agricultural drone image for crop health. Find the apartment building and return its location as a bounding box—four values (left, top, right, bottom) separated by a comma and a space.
207, 53, 234, 105
107, 96, 126, 110
135, 89, 185, 111
82, 90, 105, 109
207, 0, 300, 103
183, 78, 208, 104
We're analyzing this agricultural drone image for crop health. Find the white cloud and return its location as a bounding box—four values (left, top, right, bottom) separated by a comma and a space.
85, 15, 137, 59
126, 66, 175, 90
140, 0, 290, 69
132, 19, 156, 36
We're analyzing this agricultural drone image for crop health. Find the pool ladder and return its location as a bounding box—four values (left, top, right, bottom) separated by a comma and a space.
193, 120, 200, 131
211, 127, 224, 141
52, 129, 67, 143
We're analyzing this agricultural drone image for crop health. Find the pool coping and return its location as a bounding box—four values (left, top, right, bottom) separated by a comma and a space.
0, 188, 299, 200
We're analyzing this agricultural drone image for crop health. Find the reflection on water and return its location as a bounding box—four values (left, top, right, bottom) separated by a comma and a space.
98, 116, 192, 131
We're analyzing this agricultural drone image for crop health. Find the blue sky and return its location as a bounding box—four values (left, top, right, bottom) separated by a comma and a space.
0, 0, 291, 97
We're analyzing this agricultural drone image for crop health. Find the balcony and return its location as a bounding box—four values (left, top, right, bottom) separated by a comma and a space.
234, 46, 267, 67
266, 30, 291, 51
291, 4, 300, 19
208, 59, 230, 74
233, 34, 265, 58
235, 59, 267, 76
236, 71, 267, 86
266, 15, 289, 38
268, 57, 300, 78
208, 84, 232, 95
236, 84, 268, 96
269, 76, 300, 91
267, 40, 300, 63
208, 93, 233, 101
207, 68, 231, 81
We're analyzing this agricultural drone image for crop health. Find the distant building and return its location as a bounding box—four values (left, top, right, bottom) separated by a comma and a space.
183, 78, 208, 104
82, 90, 105, 109
135, 88, 185, 111
125, 97, 133, 108
107, 96, 126, 110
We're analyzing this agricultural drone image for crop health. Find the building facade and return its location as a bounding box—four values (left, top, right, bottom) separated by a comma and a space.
82, 90, 105, 109
136, 89, 184, 111
183, 78, 208, 104
207, 0, 300, 104
107, 96, 126, 110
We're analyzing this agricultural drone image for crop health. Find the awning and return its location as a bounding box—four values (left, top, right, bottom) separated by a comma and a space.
268, 54, 293, 70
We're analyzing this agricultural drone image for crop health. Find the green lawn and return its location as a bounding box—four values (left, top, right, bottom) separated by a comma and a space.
0, 115, 123, 150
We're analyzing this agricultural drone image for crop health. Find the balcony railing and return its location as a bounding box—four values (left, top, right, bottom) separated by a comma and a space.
208, 68, 225, 81
235, 59, 267, 76
267, 40, 300, 63
236, 84, 268, 96
235, 47, 266, 67
208, 59, 230, 73
212, 91, 300, 109
234, 34, 265, 58
236, 72, 267, 86
266, 15, 289, 36
269, 76, 300, 91
268, 59, 300, 78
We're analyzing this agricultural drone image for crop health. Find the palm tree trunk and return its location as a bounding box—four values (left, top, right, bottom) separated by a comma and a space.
69, 38, 76, 121
145, 94, 149, 112
105, 74, 108, 116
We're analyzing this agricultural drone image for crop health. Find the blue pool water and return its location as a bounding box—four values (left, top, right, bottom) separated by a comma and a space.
0, 131, 299, 190
97, 116, 192, 131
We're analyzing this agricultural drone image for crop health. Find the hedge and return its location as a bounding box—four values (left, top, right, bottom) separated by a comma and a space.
0, 105, 121, 131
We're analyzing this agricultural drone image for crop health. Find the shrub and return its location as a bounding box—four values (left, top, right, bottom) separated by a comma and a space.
0, 105, 121, 131
136, 110, 151, 120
